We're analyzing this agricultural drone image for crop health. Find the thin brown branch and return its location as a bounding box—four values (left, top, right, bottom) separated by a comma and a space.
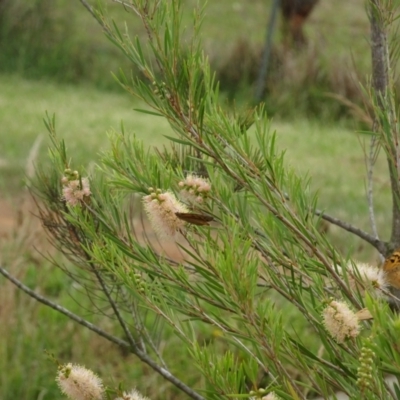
0, 264, 130, 347
91, 266, 138, 349
370, 0, 400, 250
111, 0, 141, 17
315, 208, 388, 255
78, 0, 110, 33
366, 135, 385, 262
0, 265, 205, 400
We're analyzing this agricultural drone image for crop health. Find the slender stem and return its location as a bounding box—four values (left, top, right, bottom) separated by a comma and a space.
111, 0, 141, 17
0, 265, 205, 400
365, 135, 385, 262
120, 289, 148, 356
370, 0, 400, 250
91, 266, 137, 348
254, 0, 280, 103
367, 135, 379, 240
78, 0, 110, 33
314, 208, 388, 256
0, 265, 131, 348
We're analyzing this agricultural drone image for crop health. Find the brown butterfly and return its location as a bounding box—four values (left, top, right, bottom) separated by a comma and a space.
175, 212, 214, 226
355, 308, 373, 321
382, 250, 400, 289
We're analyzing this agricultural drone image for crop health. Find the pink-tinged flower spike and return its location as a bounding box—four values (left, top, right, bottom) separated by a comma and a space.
56, 363, 104, 400
178, 174, 211, 204
114, 389, 151, 400
322, 300, 361, 343
143, 189, 189, 238
61, 174, 91, 207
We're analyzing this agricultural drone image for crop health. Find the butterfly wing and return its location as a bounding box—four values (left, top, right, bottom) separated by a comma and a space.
383, 251, 400, 289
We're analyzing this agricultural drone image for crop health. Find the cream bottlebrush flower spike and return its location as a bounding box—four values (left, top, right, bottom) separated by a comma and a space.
56, 363, 104, 400
322, 300, 361, 343
178, 174, 211, 204
262, 393, 281, 400
345, 261, 388, 298
143, 188, 189, 237
250, 392, 280, 400
114, 388, 151, 400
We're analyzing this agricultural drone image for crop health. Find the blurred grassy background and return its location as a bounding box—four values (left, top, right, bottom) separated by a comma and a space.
0, 0, 372, 118
0, 0, 393, 399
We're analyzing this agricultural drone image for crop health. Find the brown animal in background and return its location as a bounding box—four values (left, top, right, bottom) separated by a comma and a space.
281, 0, 320, 46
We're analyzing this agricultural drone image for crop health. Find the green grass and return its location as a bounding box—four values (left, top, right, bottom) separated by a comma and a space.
0, 74, 171, 193
0, 0, 372, 119
0, 74, 391, 259
189, 0, 369, 61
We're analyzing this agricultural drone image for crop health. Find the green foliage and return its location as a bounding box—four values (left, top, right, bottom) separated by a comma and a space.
0, 74, 391, 260
5, 0, 400, 399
